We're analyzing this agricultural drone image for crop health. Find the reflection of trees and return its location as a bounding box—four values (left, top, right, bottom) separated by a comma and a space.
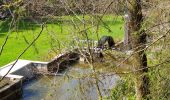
45, 66, 119, 100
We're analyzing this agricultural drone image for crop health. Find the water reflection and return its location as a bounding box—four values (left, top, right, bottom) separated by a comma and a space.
22, 65, 119, 100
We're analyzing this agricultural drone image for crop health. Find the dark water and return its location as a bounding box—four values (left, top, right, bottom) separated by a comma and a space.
22, 65, 119, 100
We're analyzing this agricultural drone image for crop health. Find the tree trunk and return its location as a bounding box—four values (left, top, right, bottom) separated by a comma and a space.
124, 14, 132, 50
126, 0, 150, 99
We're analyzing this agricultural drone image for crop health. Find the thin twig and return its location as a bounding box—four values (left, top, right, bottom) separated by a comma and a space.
117, 29, 170, 67
0, 18, 15, 56
0, 23, 45, 82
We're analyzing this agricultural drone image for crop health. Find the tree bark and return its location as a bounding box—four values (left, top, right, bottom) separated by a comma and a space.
126, 0, 150, 99
124, 14, 132, 50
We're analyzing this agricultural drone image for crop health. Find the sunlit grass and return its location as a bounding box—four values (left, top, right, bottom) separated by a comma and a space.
0, 15, 124, 66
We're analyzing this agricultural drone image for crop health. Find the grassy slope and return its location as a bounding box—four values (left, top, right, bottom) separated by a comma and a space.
0, 15, 124, 66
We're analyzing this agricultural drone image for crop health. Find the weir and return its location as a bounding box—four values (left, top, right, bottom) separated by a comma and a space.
0, 51, 80, 100
0, 40, 124, 100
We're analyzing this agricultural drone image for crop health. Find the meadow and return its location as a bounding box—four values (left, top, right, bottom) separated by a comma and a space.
0, 15, 124, 66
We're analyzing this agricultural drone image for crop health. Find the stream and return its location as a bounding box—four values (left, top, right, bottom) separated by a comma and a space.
22, 64, 119, 100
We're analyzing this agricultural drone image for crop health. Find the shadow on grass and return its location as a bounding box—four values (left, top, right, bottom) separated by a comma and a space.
0, 19, 11, 33
0, 18, 41, 33
0, 33, 6, 37
0, 17, 124, 34
17, 19, 40, 31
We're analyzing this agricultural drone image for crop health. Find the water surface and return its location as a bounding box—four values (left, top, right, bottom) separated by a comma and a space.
22, 65, 119, 100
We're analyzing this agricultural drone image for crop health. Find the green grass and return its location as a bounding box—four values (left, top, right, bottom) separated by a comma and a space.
0, 15, 124, 67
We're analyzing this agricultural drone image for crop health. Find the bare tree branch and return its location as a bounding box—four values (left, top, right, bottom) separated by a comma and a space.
0, 23, 45, 82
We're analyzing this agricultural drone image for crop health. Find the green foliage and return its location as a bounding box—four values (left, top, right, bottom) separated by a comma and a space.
148, 66, 170, 100
147, 34, 170, 99
109, 76, 135, 100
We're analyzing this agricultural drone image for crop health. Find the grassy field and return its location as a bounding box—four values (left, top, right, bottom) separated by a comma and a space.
0, 15, 124, 67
